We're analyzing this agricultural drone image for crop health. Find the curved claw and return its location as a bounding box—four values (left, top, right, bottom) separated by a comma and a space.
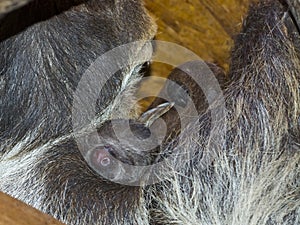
139, 102, 174, 127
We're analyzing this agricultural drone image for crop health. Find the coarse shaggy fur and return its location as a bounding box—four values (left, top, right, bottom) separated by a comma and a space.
0, 0, 299, 225
148, 1, 300, 224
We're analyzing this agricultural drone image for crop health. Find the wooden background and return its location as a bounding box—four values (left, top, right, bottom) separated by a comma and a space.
0, 0, 250, 224
139, 0, 250, 109
145, 0, 249, 71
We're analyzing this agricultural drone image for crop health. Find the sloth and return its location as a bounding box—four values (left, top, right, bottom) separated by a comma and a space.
0, 0, 299, 225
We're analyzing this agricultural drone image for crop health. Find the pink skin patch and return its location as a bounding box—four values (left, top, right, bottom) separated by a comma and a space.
92, 146, 112, 168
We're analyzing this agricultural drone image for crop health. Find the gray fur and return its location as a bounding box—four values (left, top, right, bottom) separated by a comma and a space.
0, 0, 299, 225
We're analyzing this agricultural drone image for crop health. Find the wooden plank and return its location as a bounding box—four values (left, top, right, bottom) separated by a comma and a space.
0, 0, 32, 16
0, 192, 65, 225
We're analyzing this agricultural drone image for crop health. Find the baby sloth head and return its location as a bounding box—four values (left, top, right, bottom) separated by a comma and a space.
87, 119, 161, 185
92, 145, 114, 168
85, 103, 173, 185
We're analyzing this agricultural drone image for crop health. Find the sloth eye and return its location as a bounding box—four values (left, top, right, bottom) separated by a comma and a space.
92, 145, 113, 167
131, 61, 150, 76
100, 158, 110, 167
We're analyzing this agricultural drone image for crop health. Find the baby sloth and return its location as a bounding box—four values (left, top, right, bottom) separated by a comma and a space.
85, 103, 173, 185
85, 59, 226, 185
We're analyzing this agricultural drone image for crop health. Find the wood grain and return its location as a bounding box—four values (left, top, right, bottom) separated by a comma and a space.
139, 0, 250, 110
0, 192, 65, 225
144, 0, 250, 70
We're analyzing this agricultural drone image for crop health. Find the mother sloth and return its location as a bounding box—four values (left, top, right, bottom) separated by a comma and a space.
0, 0, 299, 225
